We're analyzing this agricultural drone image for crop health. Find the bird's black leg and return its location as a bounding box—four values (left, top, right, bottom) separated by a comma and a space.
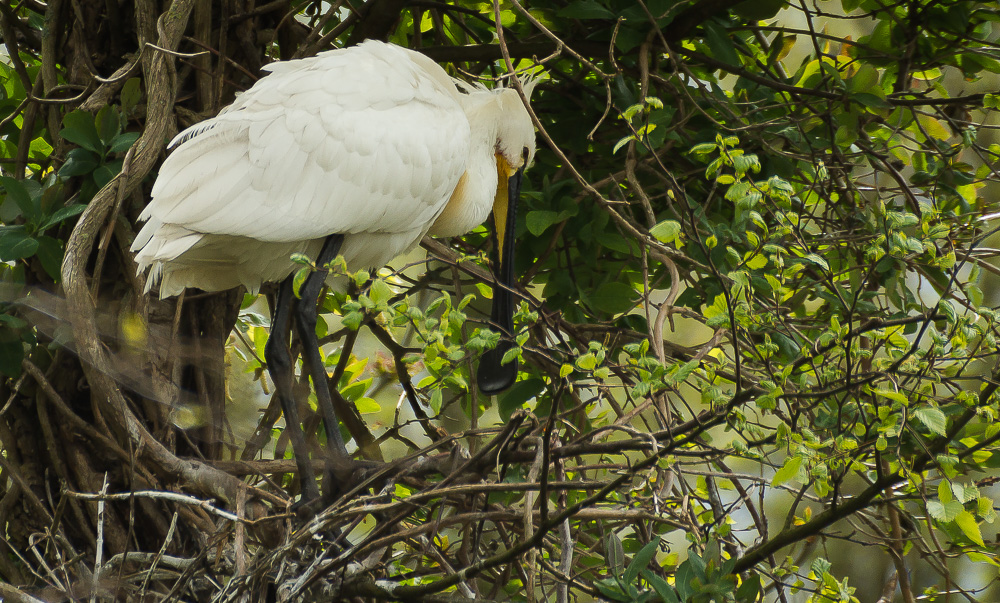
293, 234, 349, 461
264, 275, 322, 502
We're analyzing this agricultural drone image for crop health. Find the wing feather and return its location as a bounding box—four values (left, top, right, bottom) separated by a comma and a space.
138, 41, 471, 244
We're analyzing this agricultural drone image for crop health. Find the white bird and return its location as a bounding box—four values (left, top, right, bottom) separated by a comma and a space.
132, 40, 536, 502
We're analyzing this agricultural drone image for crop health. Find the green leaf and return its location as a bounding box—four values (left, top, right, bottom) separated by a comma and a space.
526, 210, 562, 236
702, 20, 740, 67
928, 499, 963, 522
0, 330, 24, 378
0, 315, 27, 329
109, 132, 140, 153
0, 227, 38, 260
641, 570, 680, 603
34, 236, 63, 280
852, 92, 892, 109
772, 455, 803, 486
605, 532, 625, 575
624, 539, 659, 583
612, 135, 633, 154
95, 105, 121, 144
735, 574, 762, 602
835, 125, 858, 148
121, 78, 142, 114
355, 397, 381, 414
369, 278, 393, 306
689, 142, 718, 155
914, 406, 947, 436
292, 267, 310, 297
593, 580, 629, 602
847, 63, 879, 92
938, 480, 953, 504
557, 0, 615, 19
745, 253, 767, 270
576, 352, 598, 371
498, 378, 544, 420
0, 177, 36, 223
39, 204, 86, 232
429, 388, 443, 414
955, 510, 985, 546
93, 159, 124, 188
58, 148, 100, 178
588, 281, 637, 315
800, 253, 830, 271
60, 110, 104, 153
649, 220, 681, 245
874, 388, 909, 405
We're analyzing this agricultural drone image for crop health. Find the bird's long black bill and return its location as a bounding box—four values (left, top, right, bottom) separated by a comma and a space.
478, 167, 523, 395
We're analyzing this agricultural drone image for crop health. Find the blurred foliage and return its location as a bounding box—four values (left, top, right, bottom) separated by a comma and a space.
1, 0, 1000, 600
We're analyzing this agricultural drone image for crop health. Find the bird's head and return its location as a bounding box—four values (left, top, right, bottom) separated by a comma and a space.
493, 86, 536, 175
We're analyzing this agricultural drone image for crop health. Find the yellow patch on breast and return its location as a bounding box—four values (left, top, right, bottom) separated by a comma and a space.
431, 171, 470, 234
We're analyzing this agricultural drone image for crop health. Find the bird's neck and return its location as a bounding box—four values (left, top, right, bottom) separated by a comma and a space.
427, 140, 500, 237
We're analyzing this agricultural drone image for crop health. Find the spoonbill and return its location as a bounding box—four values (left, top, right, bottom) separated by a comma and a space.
131, 40, 535, 502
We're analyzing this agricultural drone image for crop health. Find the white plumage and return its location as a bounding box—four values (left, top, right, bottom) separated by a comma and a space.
133, 40, 535, 297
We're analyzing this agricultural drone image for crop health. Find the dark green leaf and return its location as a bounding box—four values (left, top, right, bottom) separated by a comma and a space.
121, 78, 142, 114
58, 148, 100, 178
649, 220, 681, 244
498, 378, 544, 420
557, 0, 615, 20
0, 227, 38, 260
96, 105, 121, 144
39, 204, 86, 232
587, 281, 637, 315
0, 330, 24, 378
109, 132, 139, 153
526, 210, 562, 236
642, 570, 680, 603
733, 0, 786, 20
686, 549, 707, 581
60, 110, 104, 153
0, 314, 27, 329
35, 236, 63, 281
853, 92, 892, 109
914, 406, 947, 436
93, 160, 124, 188
606, 533, 625, 575
735, 573, 762, 601
0, 176, 36, 223
624, 539, 660, 583
703, 20, 741, 66
594, 580, 630, 602
674, 560, 695, 600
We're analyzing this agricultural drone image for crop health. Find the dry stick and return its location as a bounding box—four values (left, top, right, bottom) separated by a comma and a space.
68, 490, 240, 522
0, 582, 47, 603
368, 321, 440, 443
881, 457, 916, 603
137, 511, 178, 597
40, 0, 63, 148
522, 436, 544, 603
90, 474, 109, 603
60, 0, 246, 506
555, 451, 572, 603
21, 359, 134, 466
345, 425, 688, 598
